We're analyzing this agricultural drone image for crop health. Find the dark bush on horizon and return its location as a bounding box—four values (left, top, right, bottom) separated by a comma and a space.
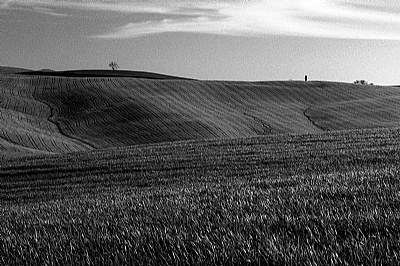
354, 80, 374, 85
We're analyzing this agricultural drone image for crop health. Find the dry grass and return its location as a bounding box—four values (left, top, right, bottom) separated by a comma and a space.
1, 72, 400, 264
1, 128, 400, 264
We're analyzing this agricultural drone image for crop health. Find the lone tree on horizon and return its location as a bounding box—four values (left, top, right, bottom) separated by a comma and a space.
109, 61, 119, 71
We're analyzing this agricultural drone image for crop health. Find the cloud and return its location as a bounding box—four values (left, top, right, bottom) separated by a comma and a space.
1, 0, 71, 16
31, 6, 71, 16
3, 0, 400, 39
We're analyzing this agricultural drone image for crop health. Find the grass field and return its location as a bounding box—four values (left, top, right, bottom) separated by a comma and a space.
2, 127, 400, 264
1, 71, 400, 264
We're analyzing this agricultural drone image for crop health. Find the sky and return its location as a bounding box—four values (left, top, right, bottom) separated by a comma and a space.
2, 0, 400, 84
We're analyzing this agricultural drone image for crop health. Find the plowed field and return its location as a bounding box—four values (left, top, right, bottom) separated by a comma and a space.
2, 72, 400, 264
1, 73, 400, 157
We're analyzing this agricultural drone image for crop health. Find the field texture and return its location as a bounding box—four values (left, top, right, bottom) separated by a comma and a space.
2, 73, 400, 157
0, 75, 92, 158
1, 127, 400, 264
2, 73, 400, 264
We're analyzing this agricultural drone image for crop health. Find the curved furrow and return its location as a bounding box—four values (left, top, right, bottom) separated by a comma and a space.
165, 81, 251, 136
148, 81, 224, 135
3, 74, 400, 154
306, 96, 400, 131
0, 75, 94, 157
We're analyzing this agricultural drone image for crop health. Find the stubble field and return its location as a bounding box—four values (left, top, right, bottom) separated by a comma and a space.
1, 71, 400, 264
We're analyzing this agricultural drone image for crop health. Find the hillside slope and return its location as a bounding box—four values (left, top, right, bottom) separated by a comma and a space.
1, 73, 400, 156
0, 75, 93, 157
0, 66, 32, 74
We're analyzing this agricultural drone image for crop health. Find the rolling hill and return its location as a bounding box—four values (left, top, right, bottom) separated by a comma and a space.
2, 69, 400, 264
20, 69, 191, 79
0, 66, 32, 74
1, 71, 400, 157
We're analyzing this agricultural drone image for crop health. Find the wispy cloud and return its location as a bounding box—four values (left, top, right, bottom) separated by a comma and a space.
1, 0, 71, 16
3, 0, 400, 39
31, 6, 71, 16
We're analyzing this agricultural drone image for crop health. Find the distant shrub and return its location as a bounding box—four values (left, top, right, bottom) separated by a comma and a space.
109, 61, 119, 71
354, 80, 373, 85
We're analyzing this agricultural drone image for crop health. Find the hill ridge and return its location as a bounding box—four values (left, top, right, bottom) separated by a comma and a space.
19, 69, 192, 80
1, 74, 400, 157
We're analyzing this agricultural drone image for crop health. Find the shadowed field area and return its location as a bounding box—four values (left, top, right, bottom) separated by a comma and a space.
1, 72, 400, 156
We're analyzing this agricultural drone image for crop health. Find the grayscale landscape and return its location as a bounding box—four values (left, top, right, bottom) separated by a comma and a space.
1, 69, 400, 264
2, 0, 400, 264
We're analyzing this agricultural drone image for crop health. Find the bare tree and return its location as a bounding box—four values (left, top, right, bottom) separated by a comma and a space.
109, 62, 119, 71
